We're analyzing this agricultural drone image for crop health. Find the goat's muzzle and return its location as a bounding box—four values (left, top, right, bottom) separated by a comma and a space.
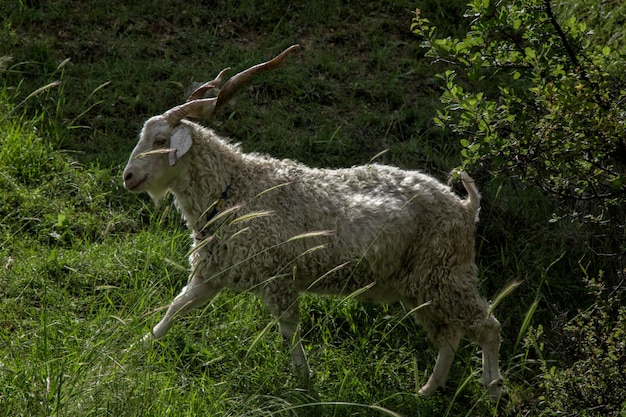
123, 168, 145, 192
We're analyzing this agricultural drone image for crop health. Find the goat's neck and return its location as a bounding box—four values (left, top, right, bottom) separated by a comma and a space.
169, 131, 243, 231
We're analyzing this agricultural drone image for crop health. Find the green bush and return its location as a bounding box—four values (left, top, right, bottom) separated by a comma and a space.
412, 0, 626, 218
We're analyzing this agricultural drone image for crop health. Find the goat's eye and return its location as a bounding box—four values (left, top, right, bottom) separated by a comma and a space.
153, 137, 167, 148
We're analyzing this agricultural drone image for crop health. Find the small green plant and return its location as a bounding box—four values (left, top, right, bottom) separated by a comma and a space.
524, 275, 626, 416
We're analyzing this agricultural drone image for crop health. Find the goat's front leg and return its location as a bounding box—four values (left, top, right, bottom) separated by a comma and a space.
142, 274, 219, 343
419, 329, 462, 397
279, 318, 311, 388
469, 315, 505, 399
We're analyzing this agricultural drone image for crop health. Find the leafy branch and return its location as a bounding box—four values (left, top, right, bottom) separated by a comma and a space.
412, 0, 626, 217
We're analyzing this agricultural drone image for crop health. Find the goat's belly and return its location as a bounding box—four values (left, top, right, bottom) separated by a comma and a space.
295, 257, 403, 303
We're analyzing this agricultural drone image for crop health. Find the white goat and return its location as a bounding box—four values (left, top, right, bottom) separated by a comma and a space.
122, 45, 504, 398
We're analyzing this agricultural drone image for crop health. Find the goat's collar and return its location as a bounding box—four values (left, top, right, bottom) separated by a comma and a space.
194, 184, 233, 242
207, 184, 233, 222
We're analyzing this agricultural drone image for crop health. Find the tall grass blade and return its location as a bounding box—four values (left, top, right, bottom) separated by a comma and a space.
342, 281, 376, 300
513, 253, 564, 352
399, 300, 432, 322
368, 148, 389, 164
514, 298, 539, 352
134, 148, 176, 158
254, 181, 292, 198
444, 371, 477, 417
68, 100, 105, 129
305, 261, 351, 291
66, 81, 111, 128
286, 230, 334, 242
86, 80, 111, 101
23, 81, 61, 102
55, 57, 71, 72
245, 316, 279, 361
1, 81, 61, 122
277, 401, 406, 417
488, 280, 520, 315
228, 210, 275, 225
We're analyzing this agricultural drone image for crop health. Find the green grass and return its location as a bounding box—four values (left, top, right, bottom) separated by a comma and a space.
1, 0, 625, 415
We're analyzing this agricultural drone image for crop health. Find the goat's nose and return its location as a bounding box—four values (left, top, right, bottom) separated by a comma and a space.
124, 171, 133, 182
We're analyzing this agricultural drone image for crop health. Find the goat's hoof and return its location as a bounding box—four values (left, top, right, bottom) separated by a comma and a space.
296, 375, 313, 393
418, 382, 440, 398
486, 378, 507, 401
124, 333, 154, 353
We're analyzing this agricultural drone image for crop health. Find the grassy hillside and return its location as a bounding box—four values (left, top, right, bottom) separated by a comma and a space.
1, 0, 624, 415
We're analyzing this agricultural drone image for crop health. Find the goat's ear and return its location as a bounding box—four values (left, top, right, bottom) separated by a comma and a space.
169, 126, 193, 166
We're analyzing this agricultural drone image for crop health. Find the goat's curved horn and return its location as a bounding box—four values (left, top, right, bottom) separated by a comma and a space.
186, 67, 231, 102
163, 44, 299, 126
214, 44, 300, 114
163, 68, 230, 125
163, 98, 218, 126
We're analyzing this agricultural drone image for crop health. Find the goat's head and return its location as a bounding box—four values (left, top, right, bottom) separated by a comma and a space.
122, 45, 299, 200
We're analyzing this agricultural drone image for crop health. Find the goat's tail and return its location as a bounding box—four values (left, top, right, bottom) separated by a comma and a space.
460, 172, 481, 223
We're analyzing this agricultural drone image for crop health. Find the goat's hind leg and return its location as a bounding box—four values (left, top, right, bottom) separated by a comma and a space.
264, 297, 311, 390
142, 274, 219, 343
